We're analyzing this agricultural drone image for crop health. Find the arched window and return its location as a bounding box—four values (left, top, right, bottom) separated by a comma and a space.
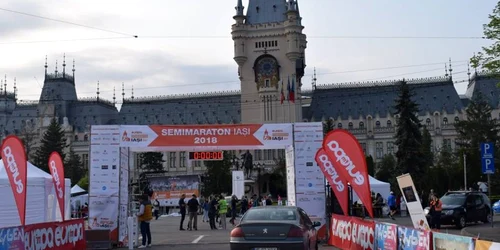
426, 118, 431, 126
359, 122, 365, 129
375, 121, 381, 128
443, 117, 448, 125
337, 123, 342, 128
348, 122, 353, 129
74, 135, 78, 141
83, 134, 88, 141
387, 120, 392, 127
454, 116, 460, 123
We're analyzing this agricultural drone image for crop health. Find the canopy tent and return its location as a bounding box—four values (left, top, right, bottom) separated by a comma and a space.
352, 176, 391, 204
0, 161, 71, 228
71, 184, 87, 196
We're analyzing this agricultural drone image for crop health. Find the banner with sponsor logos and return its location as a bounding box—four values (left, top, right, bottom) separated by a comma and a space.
396, 174, 430, 231
48, 152, 65, 221
119, 124, 293, 150
329, 214, 375, 250
1, 135, 28, 226
432, 232, 474, 250
149, 175, 200, 207
475, 240, 500, 250
397, 226, 431, 250
0, 219, 86, 250
323, 129, 374, 218
118, 147, 130, 245
315, 148, 348, 216
375, 222, 397, 250
285, 145, 296, 206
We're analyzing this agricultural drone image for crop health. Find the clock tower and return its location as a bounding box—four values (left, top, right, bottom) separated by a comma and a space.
232, 0, 307, 124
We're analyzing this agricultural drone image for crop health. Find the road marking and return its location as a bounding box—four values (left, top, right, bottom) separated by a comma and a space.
192, 235, 204, 244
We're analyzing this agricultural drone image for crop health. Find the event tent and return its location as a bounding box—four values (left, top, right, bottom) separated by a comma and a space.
71, 184, 87, 196
0, 161, 71, 228
352, 176, 391, 203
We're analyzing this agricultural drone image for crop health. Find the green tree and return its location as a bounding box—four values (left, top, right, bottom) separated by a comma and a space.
77, 172, 89, 191
375, 154, 397, 192
393, 80, 426, 190
366, 155, 375, 176
430, 147, 460, 195
201, 151, 232, 197
420, 126, 434, 187
268, 158, 286, 197
139, 152, 165, 172
471, 1, 500, 73
33, 117, 67, 173
455, 93, 500, 190
65, 148, 84, 185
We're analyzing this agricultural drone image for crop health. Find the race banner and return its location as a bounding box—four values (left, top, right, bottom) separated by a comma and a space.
0, 226, 24, 249
1, 135, 28, 226
475, 240, 500, 250
23, 219, 86, 250
375, 222, 397, 250
397, 226, 431, 250
433, 232, 474, 250
315, 148, 348, 216
48, 152, 65, 221
323, 129, 374, 218
149, 175, 200, 206
119, 124, 293, 149
396, 174, 430, 231
329, 214, 375, 250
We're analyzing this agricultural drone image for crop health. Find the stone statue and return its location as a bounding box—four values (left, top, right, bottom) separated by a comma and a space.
241, 150, 253, 178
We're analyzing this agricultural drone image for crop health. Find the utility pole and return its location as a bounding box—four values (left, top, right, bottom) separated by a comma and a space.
463, 153, 467, 190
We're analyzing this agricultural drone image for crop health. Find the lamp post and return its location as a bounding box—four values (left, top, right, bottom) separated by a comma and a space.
325, 181, 331, 242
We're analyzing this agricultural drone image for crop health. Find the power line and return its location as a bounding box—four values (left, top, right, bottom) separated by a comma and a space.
0, 37, 134, 45
0, 7, 138, 38
140, 35, 487, 40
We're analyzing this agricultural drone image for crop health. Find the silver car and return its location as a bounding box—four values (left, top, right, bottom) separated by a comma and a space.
230, 206, 320, 250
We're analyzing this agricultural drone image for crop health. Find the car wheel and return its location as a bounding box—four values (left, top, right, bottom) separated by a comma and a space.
456, 216, 466, 229
482, 212, 492, 223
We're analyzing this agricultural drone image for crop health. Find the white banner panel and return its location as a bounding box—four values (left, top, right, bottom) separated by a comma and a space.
397, 173, 430, 231
285, 145, 296, 206
232, 171, 245, 199
293, 122, 325, 221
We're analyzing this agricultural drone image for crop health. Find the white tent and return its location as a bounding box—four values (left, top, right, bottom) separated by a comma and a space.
71, 184, 87, 196
352, 176, 391, 203
0, 161, 71, 228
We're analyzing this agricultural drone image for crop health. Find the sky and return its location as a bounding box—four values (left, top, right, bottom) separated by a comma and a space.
0, 0, 496, 107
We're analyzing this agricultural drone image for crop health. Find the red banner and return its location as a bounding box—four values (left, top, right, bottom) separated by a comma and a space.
323, 129, 374, 218
24, 219, 86, 249
49, 152, 65, 220
315, 148, 349, 216
1, 135, 28, 226
329, 215, 375, 250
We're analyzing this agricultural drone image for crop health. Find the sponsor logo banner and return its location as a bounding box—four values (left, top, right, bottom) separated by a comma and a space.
149, 175, 200, 206
118, 124, 293, 148
0, 226, 24, 249
1, 135, 28, 226
48, 152, 65, 220
396, 226, 430, 250
329, 214, 375, 250
323, 129, 374, 218
396, 174, 430, 231
315, 148, 348, 216
432, 232, 474, 250
374, 223, 397, 250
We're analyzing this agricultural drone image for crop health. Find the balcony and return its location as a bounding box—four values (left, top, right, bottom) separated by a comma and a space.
374, 127, 395, 134
348, 128, 366, 135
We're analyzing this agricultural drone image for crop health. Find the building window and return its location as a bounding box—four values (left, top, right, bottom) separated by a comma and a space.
193, 161, 201, 168
375, 121, 381, 128
337, 123, 342, 128
180, 152, 186, 168
443, 117, 448, 125
360, 143, 367, 154
348, 122, 353, 129
387, 120, 392, 127
255, 150, 262, 161
74, 135, 78, 141
265, 79, 270, 87
376, 142, 384, 159
426, 118, 431, 126
169, 152, 176, 168
359, 122, 364, 129
442, 139, 452, 151
82, 154, 89, 170
387, 142, 394, 154
454, 116, 460, 123
83, 134, 88, 141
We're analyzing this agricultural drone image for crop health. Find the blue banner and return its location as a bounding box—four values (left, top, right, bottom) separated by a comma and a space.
0, 226, 24, 250
397, 226, 431, 250
432, 232, 474, 250
375, 222, 397, 250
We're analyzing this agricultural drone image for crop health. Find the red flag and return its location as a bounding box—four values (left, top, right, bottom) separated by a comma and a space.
322, 129, 374, 218
49, 152, 65, 221
315, 148, 349, 216
1, 135, 28, 225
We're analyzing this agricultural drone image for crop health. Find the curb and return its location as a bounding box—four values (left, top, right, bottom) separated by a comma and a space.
461, 225, 500, 242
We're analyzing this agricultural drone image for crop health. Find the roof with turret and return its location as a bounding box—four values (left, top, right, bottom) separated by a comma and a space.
246, 0, 289, 24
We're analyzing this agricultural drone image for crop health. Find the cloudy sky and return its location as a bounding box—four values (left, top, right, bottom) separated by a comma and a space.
0, 0, 495, 107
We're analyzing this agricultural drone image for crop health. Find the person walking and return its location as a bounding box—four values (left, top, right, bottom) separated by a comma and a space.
187, 194, 199, 231
218, 195, 228, 229
387, 191, 397, 220
178, 194, 187, 231
203, 199, 209, 222
229, 195, 238, 226
208, 196, 218, 230
429, 195, 443, 230
153, 199, 160, 220
137, 194, 153, 248
199, 196, 205, 215
240, 196, 248, 215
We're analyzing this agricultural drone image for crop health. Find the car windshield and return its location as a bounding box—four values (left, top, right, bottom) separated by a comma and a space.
243, 208, 297, 221
440, 194, 466, 206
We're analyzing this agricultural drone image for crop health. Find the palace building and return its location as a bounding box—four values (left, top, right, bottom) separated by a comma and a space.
1, 0, 498, 187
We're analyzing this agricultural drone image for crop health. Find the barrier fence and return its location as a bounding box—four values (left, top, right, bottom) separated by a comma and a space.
0, 219, 86, 250
329, 214, 497, 250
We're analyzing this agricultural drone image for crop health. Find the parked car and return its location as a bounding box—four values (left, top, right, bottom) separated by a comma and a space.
424, 191, 492, 229
493, 200, 500, 214
230, 206, 320, 250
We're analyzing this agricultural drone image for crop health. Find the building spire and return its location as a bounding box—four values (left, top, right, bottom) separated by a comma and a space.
467, 63, 471, 83
131, 85, 134, 100
445, 63, 448, 77
0, 79, 3, 94
62, 53, 66, 77
312, 67, 317, 90
4, 75, 7, 95
44, 56, 48, 75
72, 59, 75, 78
13, 77, 17, 99
448, 58, 453, 79
113, 86, 116, 105
235, 0, 244, 16
55, 60, 58, 76
121, 82, 125, 101
96, 81, 100, 100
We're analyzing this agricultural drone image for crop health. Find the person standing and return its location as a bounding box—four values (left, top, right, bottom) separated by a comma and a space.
208, 196, 218, 230
199, 196, 205, 214
241, 196, 248, 214
153, 199, 160, 220
229, 195, 238, 226
429, 195, 443, 230
187, 194, 199, 231
218, 195, 228, 229
137, 195, 152, 248
178, 194, 186, 231
387, 191, 397, 220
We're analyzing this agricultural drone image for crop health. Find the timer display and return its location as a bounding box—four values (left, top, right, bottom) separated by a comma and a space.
189, 151, 223, 161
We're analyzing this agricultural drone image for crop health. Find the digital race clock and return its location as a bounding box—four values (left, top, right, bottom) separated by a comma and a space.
189, 151, 223, 161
